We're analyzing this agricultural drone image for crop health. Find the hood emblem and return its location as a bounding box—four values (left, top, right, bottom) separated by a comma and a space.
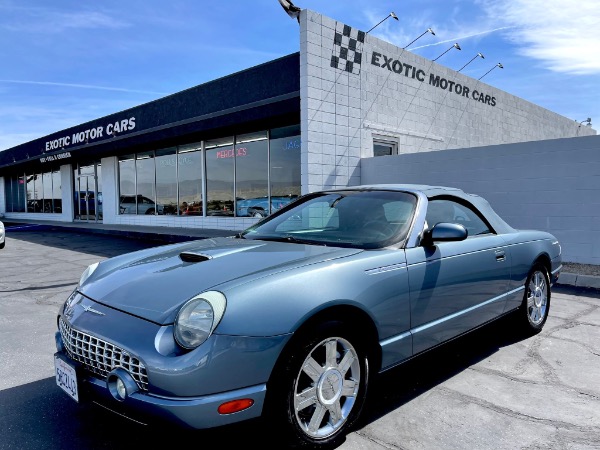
82, 304, 105, 316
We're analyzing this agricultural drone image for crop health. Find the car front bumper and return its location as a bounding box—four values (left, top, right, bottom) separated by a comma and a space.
55, 344, 267, 429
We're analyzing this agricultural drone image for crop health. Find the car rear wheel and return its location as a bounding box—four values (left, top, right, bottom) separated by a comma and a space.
518, 263, 551, 334
266, 321, 369, 448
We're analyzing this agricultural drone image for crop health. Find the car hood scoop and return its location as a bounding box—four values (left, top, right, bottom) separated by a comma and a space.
79, 237, 361, 324
179, 252, 211, 263
178, 244, 259, 263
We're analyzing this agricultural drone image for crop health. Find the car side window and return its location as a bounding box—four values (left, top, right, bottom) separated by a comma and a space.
426, 199, 492, 237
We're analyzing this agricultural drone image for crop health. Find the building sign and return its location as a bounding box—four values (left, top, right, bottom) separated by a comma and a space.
40, 152, 71, 164
43, 117, 137, 154
327, 23, 498, 106
330, 24, 364, 75
216, 147, 247, 159
371, 52, 497, 106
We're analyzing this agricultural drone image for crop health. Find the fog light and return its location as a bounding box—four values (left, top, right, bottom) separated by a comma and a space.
107, 368, 139, 402
116, 379, 126, 399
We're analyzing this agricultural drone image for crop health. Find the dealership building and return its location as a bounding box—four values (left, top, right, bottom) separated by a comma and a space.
0, 9, 597, 261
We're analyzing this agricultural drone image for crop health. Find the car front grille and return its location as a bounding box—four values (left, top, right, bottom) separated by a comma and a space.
59, 318, 148, 391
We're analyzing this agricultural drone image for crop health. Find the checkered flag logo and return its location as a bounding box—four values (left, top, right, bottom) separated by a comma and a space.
331, 23, 365, 75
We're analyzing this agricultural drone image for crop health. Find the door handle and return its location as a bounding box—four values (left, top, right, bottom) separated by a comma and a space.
495, 250, 506, 262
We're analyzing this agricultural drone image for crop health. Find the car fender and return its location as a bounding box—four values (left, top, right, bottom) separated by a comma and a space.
215, 249, 412, 342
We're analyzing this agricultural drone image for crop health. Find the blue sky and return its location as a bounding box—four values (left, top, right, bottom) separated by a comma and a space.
1, 0, 598, 151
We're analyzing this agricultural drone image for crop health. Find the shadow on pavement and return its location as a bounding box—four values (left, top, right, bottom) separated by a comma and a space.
0, 314, 532, 450
358, 313, 530, 429
4, 228, 173, 258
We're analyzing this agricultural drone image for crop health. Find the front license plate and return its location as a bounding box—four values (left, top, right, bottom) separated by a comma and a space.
55, 356, 79, 402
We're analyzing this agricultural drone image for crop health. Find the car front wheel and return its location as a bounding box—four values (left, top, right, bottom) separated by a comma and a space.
519, 263, 551, 334
266, 321, 369, 448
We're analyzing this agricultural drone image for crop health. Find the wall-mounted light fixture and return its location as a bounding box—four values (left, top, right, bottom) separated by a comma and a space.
478, 62, 503, 80
433, 43, 461, 61
366, 12, 398, 34
277, 0, 301, 22
404, 27, 435, 49
576, 117, 593, 135
457, 52, 485, 72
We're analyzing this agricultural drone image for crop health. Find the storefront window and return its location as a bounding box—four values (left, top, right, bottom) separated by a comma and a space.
42, 172, 51, 213
269, 125, 301, 208
112, 125, 300, 220
10, 169, 63, 214
119, 156, 136, 214
235, 131, 268, 217
5, 174, 35, 212
206, 137, 234, 216
52, 171, 62, 213
26, 173, 39, 212
16, 176, 26, 212
136, 152, 157, 215
156, 147, 178, 215
178, 143, 202, 216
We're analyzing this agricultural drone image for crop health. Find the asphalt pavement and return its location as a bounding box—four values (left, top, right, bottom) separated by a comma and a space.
0, 227, 598, 449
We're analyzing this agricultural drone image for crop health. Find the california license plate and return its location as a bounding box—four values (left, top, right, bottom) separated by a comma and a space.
55, 356, 79, 402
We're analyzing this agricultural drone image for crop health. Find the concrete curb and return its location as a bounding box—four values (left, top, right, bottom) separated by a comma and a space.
557, 273, 600, 290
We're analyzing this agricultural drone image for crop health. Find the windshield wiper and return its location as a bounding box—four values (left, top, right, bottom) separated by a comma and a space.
254, 235, 301, 243
253, 235, 326, 245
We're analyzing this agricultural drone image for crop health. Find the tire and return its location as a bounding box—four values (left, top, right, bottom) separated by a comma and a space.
518, 263, 551, 334
0, 241, 4, 249
266, 320, 369, 449
145, 208, 155, 215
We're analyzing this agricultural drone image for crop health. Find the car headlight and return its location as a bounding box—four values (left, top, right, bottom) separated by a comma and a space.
79, 262, 99, 287
174, 291, 227, 349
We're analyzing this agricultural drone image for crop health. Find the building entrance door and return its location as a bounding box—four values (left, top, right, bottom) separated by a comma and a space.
74, 163, 102, 222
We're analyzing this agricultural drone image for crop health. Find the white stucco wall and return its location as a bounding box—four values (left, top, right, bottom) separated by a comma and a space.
299, 9, 596, 193
361, 135, 600, 265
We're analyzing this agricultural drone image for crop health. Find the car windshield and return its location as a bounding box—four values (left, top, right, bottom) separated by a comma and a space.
241, 190, 417, 249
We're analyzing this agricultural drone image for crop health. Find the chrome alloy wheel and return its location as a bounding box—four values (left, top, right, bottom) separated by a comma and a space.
293, 337, 360, 439
527, 270, 548, 325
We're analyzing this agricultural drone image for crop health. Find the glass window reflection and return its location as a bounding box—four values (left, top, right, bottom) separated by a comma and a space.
206, 137, 234, 216
119, 156, 136, 214
156, 147, 177, 215
178, 143, 202, 216
269, 125, 301, 211
111, 124, 300, 219
235, 132, 268, 217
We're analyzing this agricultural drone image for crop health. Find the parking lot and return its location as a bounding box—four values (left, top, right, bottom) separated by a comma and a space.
0, 229, 599, 449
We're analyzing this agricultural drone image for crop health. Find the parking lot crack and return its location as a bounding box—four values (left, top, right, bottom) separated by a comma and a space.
438, 387, 600, 435
354, 431, 407, 449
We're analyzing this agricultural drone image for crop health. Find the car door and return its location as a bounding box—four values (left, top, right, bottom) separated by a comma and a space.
405, 198, 511, 355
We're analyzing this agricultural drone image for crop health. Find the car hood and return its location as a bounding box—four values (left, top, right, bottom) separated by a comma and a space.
79, 237, 362, 324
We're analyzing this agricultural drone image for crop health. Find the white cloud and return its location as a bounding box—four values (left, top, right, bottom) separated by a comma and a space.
0, 5, 129, 33
0, 80, 167, 96
481, 0, 600, 74
410, 26, 514, 50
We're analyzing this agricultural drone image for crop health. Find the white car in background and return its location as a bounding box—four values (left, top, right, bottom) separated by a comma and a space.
0, 220, 5, 249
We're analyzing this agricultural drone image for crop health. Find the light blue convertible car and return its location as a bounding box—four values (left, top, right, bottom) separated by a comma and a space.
54, 184, 561, 448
